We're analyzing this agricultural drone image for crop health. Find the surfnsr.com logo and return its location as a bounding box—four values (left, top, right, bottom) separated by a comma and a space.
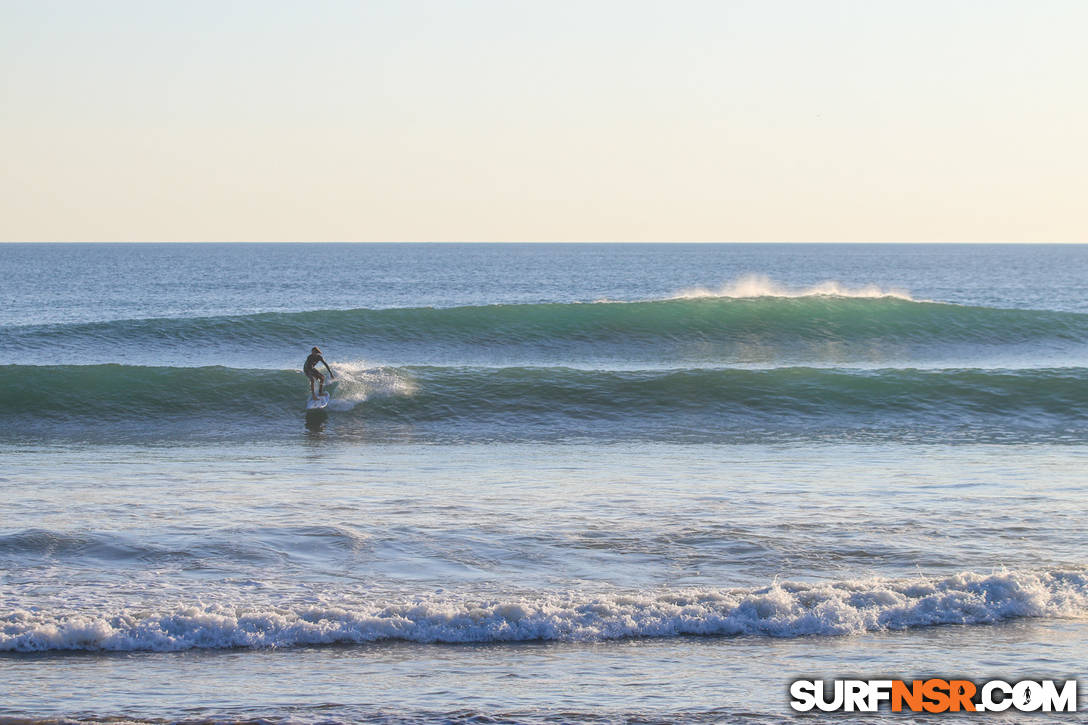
789, 679, 1078, 713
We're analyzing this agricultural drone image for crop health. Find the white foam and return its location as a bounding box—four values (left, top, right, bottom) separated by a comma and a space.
675, 274, 914, 300
2, 569, 1083, 652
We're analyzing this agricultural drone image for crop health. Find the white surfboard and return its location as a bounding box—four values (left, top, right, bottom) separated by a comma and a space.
306, 392, 331, 410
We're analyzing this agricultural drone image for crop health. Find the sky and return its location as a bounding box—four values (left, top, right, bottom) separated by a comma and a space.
1, 0, 1085, 242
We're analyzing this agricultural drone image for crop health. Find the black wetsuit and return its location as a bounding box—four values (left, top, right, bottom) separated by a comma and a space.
304, 353, 325, 378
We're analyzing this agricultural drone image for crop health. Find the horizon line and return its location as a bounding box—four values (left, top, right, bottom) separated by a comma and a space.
2, 240, 1086, 245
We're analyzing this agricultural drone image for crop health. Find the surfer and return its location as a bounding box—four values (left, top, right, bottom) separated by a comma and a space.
304, 346, 335, 400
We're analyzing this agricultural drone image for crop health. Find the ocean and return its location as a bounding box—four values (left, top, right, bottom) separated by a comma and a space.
1, 243, 1085, 724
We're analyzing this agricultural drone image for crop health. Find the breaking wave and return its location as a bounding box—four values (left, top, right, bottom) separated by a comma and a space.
2, 569, 1083, 652
5, 296, 1088, 368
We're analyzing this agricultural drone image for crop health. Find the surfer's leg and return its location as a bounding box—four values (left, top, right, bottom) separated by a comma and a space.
309, 373, 317, 400
317, 372, 326, 395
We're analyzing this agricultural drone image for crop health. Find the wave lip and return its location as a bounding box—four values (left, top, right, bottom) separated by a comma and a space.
2, 569, 1083, 653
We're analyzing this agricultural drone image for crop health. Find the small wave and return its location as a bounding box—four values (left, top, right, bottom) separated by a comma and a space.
2, 569, 1083, 652
0, 525, 371, 568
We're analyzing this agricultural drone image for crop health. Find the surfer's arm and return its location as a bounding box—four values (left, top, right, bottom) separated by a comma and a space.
322, 359, 334, 378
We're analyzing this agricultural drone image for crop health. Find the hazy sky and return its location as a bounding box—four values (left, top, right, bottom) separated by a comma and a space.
2, 0, 1085, 242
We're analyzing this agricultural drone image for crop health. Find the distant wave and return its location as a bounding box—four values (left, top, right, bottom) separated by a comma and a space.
2, 363, 1087, 442
2, 569, 1083, 652
5, 296, 1088, 367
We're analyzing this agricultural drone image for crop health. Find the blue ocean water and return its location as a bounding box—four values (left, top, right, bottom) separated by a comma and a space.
0, 243, 1086, 723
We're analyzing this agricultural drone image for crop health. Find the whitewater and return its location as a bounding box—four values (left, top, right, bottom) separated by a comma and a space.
5, 570, 1086, 653
1, 243, 1086, 724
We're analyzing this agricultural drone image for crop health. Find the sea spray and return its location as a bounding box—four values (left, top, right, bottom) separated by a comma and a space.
674, 274, 914, 300
324, 360, 419, 412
